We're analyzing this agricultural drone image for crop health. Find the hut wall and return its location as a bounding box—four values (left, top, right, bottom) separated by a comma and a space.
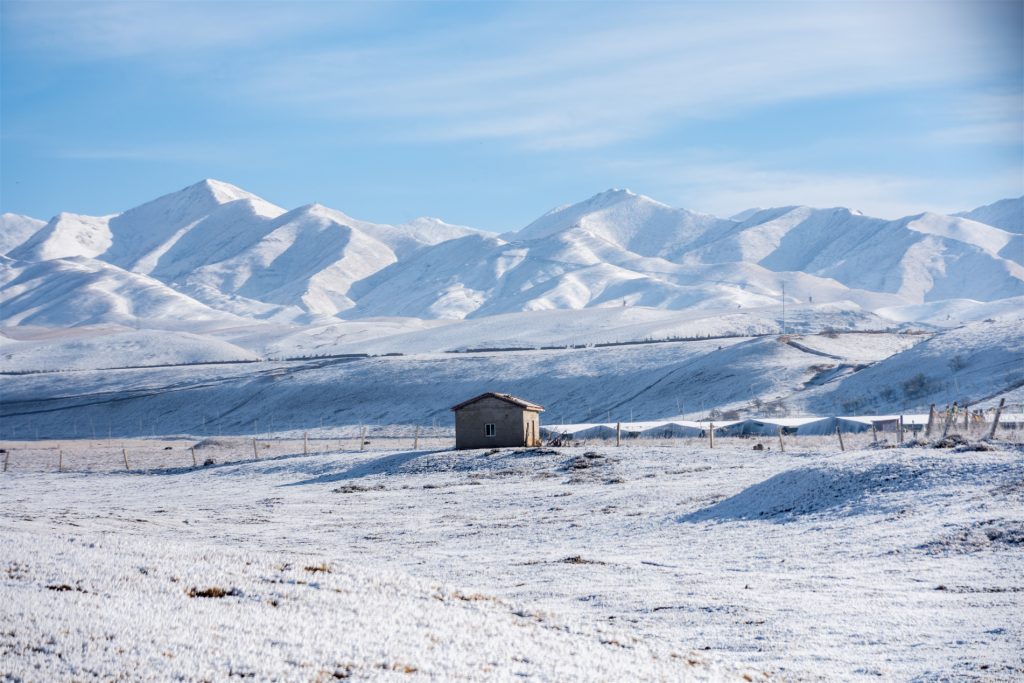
455, 396, 538, 449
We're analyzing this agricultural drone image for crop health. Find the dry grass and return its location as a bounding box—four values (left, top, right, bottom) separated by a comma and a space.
186, 586, 240, 598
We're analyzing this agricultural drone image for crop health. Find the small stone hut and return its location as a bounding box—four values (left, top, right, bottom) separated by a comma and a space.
451, 392, 544, 449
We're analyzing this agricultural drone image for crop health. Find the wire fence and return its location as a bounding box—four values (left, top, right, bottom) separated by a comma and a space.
0, 425, 456, 474
1, 421, 1019, 475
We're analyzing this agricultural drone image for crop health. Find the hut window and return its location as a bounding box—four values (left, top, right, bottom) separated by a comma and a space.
485, 423, 496, 437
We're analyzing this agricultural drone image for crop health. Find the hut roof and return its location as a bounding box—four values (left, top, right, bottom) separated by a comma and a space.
450, 392, 545, 413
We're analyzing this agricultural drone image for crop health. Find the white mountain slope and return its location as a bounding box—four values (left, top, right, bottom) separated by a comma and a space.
805, 316, 1024, 415
9, 211, 115, 261
101, 179, 283, 274
175, 204, 398, 318
954, 196, 1023, 233
3, 180, 1021, 331
7, 180, 281, 267
514, 188, 732, 260
365, 216, 483, 259
682, 206, 1023, 299
6, 180, 483, 321
0, 213, 45, 255
349, 193, 996, 320
267, 302, 894, 357
0, 328, 258, 372
0, 255, 243, 328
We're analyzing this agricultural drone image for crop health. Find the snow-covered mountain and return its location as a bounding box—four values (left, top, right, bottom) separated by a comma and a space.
0, 213, 45, 256
346, 191, 1021, 320
512, 188, 730, 260
954, 196, 1023, 233
3, 180, 482, 320
2, 180, 1020, 330
0, 254, 244, 328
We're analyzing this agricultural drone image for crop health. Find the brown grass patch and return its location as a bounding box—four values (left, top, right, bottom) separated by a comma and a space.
187, 586, 240, 598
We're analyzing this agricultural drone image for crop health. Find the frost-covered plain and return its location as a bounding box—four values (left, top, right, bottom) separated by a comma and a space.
2, 442, 1022, 681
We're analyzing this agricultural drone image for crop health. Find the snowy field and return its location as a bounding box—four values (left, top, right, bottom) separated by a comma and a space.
2, 440, 1022, 681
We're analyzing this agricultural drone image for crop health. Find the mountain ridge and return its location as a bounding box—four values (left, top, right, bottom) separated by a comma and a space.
2, 180, 1020, 326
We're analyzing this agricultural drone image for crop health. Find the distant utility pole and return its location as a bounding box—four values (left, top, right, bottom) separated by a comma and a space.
781, 282, 786, 336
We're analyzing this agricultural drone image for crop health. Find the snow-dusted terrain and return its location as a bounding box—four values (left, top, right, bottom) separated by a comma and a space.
3, 322, 1020, 441
1, 181, 1020, 386
1, 182, 1022, 681
0, 181, 1020, 445
2, 441, 1021, 680
2, 181, 1020, 326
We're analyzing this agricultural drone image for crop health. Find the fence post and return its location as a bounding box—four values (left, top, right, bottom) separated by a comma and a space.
413, 425, 419, 450
777, 425, 785, 452
122, 448, 130, 470
252, 437, 258, 460
616, 422, 621, 447
898, 416, 904, 444
59, 449, 63, 472
987, 397, 1003, 440
836, 424, 845, 451
941, 402, 957, 439
191, 446, 197, 467
870, 421, 878, 445
2, 449, 8, 472
303, 432, 309, 455
359, 425, 366, 451
925, 404, 936, 437
709, 423, 715, 449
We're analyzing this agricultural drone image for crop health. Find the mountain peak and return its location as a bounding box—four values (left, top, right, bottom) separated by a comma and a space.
598, 187, 637, 198
183, 178, 258, 205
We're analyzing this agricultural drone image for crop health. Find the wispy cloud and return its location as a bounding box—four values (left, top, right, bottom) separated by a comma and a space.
231, 2, 1010, 149
8, 1, 1016, 150
604, 156, 1023, 219
927, 90, 1024, 146
2, 0, 377, 60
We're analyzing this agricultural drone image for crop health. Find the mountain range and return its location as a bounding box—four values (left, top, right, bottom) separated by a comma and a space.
1, 180, 1021, 330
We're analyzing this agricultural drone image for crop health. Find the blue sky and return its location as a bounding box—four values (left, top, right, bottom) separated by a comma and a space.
2, 0, 1021, 231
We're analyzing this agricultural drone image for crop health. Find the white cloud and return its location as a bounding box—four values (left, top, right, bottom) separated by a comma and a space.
604, 157, 1023, 219
229, 1, 1005, 149
2, 0, 378, 59
9, 1, 1009, 150
928, 91, 1024, 146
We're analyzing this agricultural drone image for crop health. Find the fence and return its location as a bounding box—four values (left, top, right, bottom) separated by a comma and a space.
0, 427, 455, 474
1, 413, 1019, 475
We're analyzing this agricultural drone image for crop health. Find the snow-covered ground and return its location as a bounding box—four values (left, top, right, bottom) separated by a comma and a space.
2, 441, 1021, 680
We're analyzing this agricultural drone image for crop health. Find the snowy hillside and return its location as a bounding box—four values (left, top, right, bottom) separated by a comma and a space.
3, 180, 1020, 423
4, 180, 1021, 327
347, 221, 909, 320
8, 325, 1010, 439
267, 303, 893, 357
347, 191, 1021, 319
955, 196, 1023, 233
0, 328, 258, 373
178, 203, 399, 317
0, 255, 244, 328
805, 317, 1024, 415
513, 188, 730, 260
9, 211, 115, 261
0, 213, 45, 255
